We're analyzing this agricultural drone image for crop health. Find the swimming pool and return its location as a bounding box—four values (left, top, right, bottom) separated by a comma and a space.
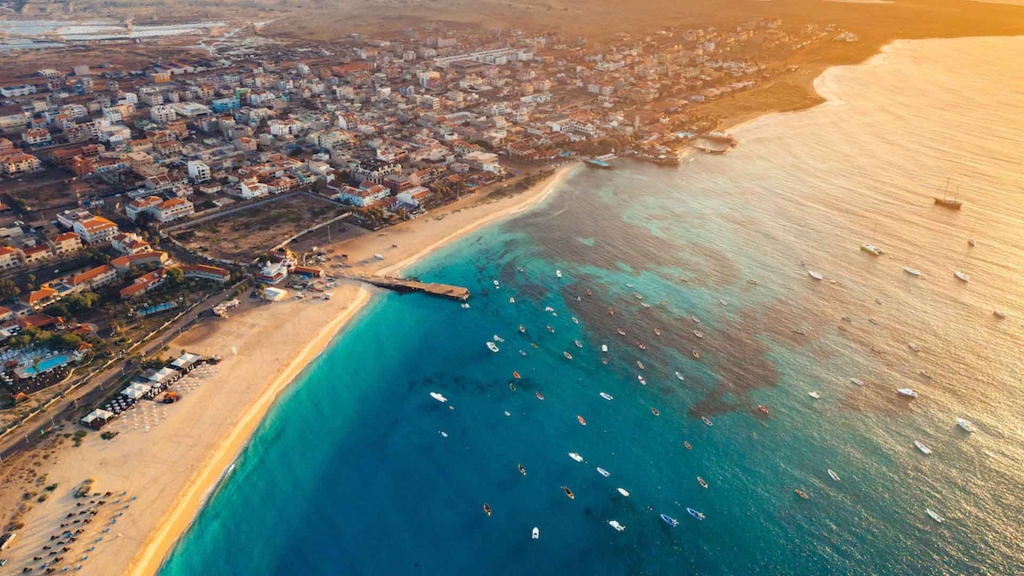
21, 354, 72, 376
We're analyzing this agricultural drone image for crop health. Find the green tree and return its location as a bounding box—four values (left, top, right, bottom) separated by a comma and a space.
45, 302, 70, 317
166, 267, 185, 286
0, 278, 20, 300
52, 333, 83, 350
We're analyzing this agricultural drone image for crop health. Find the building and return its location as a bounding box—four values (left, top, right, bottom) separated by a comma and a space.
111, 232, 151, 255
291, 266, 324, 279
72, 264, 117, 290
255, 262, 288, 285
0, 84, 37, 97
21, 244, 52, 265
126, 196, 163, 221
187, 160, 211, 183
23, 128, 52, 147
1, 153, 42, 176
19, 287, 59, 310
72, 216, 119, 244
56, 208, 92, 228
150, 105, 177, 124
396, 186, 433, 208
51, 232, 83, 255
464, 151, 500, 173
181, 264, 231, 284
0, 246, 22, 271
337, 182, 391, 207
239, 177, 270, 199
120, 269, 166, 299
111, 251, 168, 273
262, 287, 288, 301
154, 198, 194, 223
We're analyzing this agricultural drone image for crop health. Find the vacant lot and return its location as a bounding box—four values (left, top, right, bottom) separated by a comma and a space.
172, 194, 347, 262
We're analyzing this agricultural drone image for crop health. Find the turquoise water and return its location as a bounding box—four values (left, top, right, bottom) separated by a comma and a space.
159, 38, 1024, 575
24, 354, 71, 375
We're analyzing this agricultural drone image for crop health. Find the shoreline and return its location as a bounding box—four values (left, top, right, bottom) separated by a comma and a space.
377, 163, 578, 276
122, 162, 580, 576
122, 288, 372, 576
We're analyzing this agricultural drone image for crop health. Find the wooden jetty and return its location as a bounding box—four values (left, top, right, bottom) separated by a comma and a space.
341, 274, 470, 301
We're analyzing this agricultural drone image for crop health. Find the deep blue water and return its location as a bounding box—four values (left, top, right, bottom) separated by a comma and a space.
160, 39, 1024, 575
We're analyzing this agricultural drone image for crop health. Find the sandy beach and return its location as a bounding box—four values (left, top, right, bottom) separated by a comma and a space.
0, 163, 578, 576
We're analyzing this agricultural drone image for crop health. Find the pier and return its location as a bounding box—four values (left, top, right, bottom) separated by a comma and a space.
340, 274, 470, 301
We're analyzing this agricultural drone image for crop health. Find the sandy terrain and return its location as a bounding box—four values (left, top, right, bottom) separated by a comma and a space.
0, 163, 577, 575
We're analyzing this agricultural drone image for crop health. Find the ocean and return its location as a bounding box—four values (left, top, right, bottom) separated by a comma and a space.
159, 37, 1024, 575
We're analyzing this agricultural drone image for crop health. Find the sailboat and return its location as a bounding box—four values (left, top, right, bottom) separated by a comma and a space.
933, 178, 963, 210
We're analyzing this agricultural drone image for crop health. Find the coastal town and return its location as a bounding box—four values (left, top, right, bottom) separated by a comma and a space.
0, 14, 868, 574
0, 17, 853, 423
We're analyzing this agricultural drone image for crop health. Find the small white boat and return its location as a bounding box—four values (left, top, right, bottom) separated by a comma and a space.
429, 392, 447, 403
493, 335, 505, 343
861, 244, 883, 256
640, 302, 651, 308
718, 299, 728, 306
914, 441, 932, 455
461, 303, 470, 309
616, 488, 630, 497
808, 270, 824, 281
556, 270, 562, 278
926, 509, 946, 524
509, 297, 515, 304
828, 469, 841, 482
544, 306, 555, 312
702, 416, 713, 427
439, 431, 448, 438
568, 452, 584, 463
572, 316, 580, 324
897, 388, 919, 399
493, 280, 500, 287
904, 267, 921, 277
693, 330, 704, 339
908, 342, 920, 353
532, 527, 540, 539
809, 392, 821, 399
486, 341, 499, 353
675, 372, 685, 381
608, 520, 625, 532
600, 392, 614, 401
597, 467, 610, 477
626, 283, 634, 288
954, 271, 970, 283
574, 340, 583, 349
850, 378, 864, 387
956, 418, 975, 433
373, 253, 385, 260
993, 309, 1006, 319
637, 375, 647, 385
601, 344, 608, 353
634, 292, 644, 300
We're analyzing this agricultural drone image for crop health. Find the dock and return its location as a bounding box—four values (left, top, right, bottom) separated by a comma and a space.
340, 274, 470, 301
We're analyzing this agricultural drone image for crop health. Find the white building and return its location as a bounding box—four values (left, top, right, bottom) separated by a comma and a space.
187, 160, 211, 183
239, 178, 270, 200
154, 198, 194, 223
72, 216, 119, 244
150, 105, 177, 124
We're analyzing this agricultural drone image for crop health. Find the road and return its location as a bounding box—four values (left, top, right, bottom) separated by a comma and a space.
0, 287, 236, 464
